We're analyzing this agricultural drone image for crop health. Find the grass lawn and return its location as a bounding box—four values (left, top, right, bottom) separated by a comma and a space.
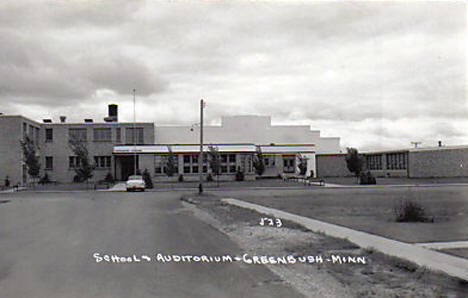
216, 185, 468, 244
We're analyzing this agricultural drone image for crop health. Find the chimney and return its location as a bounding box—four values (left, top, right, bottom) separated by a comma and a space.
104, 104, 118, 122
60, 116, 66, 123
84, 119, 93, 123
43, 119, 52, 123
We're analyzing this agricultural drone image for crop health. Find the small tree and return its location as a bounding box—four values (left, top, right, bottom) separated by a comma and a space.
208, 145, 221, 185
297, 154, 308, 177
142, 168, 153, 189
253, 147, 265, 176
69, 137, 95, 183
165, 146, 177, 177
104, 172, 114, 184
20, 136, 41, 186
235, 166, 245, 181
345, 147, 364, 182
5, 176, 10, 188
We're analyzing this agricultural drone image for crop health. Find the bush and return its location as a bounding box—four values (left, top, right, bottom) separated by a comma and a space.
4, 176, 10, 187
206, 173, 213, 182
178, 174, 184, 182
235, 167, 245, 181
73, 175, 83, 183
394, 200, 433, 222
104, 172, 114, 184
142, 169, 153, 189
39, 173, 51, 185
359, 171, 376, 185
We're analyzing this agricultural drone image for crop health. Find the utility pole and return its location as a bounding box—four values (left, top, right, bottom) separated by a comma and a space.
133, 88, 137, 176
199, 99, 205, 194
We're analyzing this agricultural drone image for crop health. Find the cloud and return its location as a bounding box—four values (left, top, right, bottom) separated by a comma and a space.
0, 0, 466, 150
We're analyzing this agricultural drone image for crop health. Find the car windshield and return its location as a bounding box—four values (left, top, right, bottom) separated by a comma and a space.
128, 175, 143, 180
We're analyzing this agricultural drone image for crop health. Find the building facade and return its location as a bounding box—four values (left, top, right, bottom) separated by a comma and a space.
0, 105, 339, 185
316, 146, 468, 178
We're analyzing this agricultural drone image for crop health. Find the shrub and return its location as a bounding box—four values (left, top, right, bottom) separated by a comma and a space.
4, 176, 10, 187
142, 169, 153, 188
39, 173, 51, 185
206, 173, 213, 182
73, 175, 83, 183
235, 167, 244, 181
178, 174, 184, 182
394, 200, 432, 222
359, 171, 376, 185
104, 172, 114, 184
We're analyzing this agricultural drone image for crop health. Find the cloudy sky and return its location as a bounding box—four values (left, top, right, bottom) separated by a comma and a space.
0, 0, 466, 150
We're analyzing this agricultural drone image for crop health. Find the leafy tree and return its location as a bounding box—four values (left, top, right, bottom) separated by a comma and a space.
345, 147, 364, 182
208, 145, 221, 185
20, 136, 41, 186
69, 137, 95, 183
165, 146, 177, 177
297, 154, 308, 176
142, 168, 153, 188
253, 147, 265, 176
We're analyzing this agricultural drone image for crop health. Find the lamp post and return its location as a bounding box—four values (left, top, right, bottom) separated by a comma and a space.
199, 99, 205, 194
133, 88, 137, 176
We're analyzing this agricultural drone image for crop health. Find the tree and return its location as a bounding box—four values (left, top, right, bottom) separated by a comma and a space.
253, 147, 265, 176
69, 137, 95, 183
142, 168, 153, 189
165, 146, 177, 177
20, 136, 41, 186
297, 154, 308, 176
208, 145, 221, 185
345, 147, 364, 182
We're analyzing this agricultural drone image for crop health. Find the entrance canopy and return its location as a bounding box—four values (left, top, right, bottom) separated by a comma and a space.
113, 143, 315, 155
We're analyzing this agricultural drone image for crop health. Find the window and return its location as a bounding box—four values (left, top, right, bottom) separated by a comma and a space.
45, 156, 53, 170
183, 154, 204, 174
221, 154, 228, 163
45, 128, 53, 142
283, 155, 296, 173
94, 156, 111, 168
125, 127, 144, 144
29, 125, 34, 138
366, 154, 382, 170
69, 128, 87, 142
69, 156, 81, 168
23, 123, 27, 137
386, 153, 407, 170
116, 128, 121, 143
229, 154, 236, 163
35, 127, 40, 145
154, 154, 179, 175
229, 165, 236, 173
93, 128, 112, 142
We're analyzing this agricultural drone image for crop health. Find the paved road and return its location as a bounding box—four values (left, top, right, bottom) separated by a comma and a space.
0, 191, 302, 298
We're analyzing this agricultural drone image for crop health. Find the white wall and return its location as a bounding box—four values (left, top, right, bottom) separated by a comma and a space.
155, 115, 340, 153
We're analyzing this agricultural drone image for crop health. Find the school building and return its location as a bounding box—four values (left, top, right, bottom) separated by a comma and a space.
0, 104, 340, 185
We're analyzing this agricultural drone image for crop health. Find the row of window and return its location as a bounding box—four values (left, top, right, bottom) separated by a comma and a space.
23, 123, 40, 145
365, 153, 407, 170
44, 156, 112, 170
154, 154, 242, 175
45, 127, 144, 143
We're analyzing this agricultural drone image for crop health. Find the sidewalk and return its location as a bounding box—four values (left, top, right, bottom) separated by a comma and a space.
222, 198, 468, 281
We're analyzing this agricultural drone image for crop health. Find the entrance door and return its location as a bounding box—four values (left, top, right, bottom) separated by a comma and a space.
119, 156, 139, 181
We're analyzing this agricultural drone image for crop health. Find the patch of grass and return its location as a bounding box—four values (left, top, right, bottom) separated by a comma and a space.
394, 200, 433, 223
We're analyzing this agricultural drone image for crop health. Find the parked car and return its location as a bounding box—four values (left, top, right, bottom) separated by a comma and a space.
126, 175, 145, 192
